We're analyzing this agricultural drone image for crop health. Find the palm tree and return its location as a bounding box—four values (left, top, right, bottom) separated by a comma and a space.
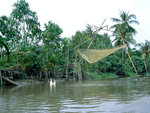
110, 11, 139, 62
110, 10, 139, 75
140, 40, 150, 75
111, 11, 139, 32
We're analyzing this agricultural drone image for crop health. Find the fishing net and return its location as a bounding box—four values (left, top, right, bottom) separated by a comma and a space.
78, 45, 126, 63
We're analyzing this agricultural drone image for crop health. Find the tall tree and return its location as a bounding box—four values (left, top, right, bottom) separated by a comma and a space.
42, 21, 63, 69
110, 11, 139, 63
0, 16, 16, 62
110, 10, 139, 46
11, 0, 41, 50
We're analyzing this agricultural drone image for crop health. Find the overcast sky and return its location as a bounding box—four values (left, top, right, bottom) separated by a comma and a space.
0, 0, 150, 43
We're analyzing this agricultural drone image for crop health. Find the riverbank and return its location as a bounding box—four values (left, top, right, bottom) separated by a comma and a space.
0, 66, 147, 87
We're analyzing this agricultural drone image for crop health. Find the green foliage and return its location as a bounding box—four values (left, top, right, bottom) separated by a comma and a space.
139, 40, 150, 60
42, 21, 62, 55
125, 71, 137, 78
98, 55, 125, 75
125, 56, 145, 73
83, 71, 117, 80
0, 1, 147, 81
20, 51, 41, 71
0, 15, 16, 62
11, 0, 41, 49
110, 10, 139, 64
146, 58, 150, 72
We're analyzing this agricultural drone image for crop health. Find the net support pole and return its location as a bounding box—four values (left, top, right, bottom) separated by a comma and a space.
79, 19, 107, 63
118, 30, 139, 77
65, 50, 69, 80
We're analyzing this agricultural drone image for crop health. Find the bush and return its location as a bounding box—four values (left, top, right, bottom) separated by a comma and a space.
98, 55, 125, 75
125, 56, 145, 74
83, 71, 117, 80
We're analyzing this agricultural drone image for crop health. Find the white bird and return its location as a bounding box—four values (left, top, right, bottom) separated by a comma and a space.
49, 79, 56, 86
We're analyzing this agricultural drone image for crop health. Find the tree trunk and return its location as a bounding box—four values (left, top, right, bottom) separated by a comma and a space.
2, 76, 21, 86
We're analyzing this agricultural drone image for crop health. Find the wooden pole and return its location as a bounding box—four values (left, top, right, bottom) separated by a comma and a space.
143, 59, 148, 76
65, 50, 69, 80
118, 30, 139, 76
73, 62, 78, 79
60, 19, 108, 58
0, 70, 2, 86
73, 51, 78, 79
79, 19, 108, 63
77, 62, 82, 80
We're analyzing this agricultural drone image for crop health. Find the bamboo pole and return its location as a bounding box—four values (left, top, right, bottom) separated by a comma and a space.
79, 19, 108, 63
73, 51, 78, 79
118, 30, 139, 76
65, 50, 69, 80
60, 19, 108, 58
77, 62, 82, 80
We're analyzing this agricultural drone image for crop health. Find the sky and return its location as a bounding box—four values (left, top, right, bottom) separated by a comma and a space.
0, 0, 150, 43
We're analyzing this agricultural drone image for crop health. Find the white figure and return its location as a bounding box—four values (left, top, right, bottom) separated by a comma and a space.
49, 79, 56, 86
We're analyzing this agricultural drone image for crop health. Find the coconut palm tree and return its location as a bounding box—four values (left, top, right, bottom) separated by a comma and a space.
110, 11, 139, 75
140, 40, 150, 59
110, 11, 139, 63
140, 40, 150, 75
110, 10, 139, 46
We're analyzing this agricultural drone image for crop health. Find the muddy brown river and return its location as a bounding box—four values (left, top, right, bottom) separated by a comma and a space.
0, 77, 150, 113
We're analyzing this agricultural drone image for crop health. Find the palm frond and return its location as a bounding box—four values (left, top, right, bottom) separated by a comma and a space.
120, 11, 128, 21
128, 14, 136, 20
111, 18, 122, 23
129, 20, 140, 25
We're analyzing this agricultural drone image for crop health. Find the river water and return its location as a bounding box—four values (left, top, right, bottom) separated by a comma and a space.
0, 77, 150, 113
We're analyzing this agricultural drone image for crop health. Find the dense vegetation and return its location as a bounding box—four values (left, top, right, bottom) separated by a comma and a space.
0, 0, 150, 82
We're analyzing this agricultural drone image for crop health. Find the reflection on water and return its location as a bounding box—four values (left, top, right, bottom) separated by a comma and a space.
1, 77, 150, 113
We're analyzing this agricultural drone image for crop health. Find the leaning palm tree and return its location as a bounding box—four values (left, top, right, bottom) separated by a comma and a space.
110, 10, 139, 76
